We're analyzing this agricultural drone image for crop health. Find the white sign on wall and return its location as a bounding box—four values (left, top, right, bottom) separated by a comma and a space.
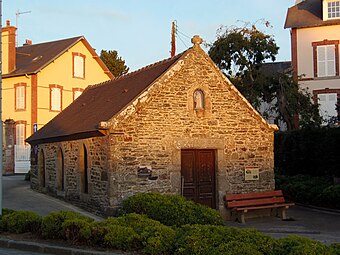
245, 166, 259, 181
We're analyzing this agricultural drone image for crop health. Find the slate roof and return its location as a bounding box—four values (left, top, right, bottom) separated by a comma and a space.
260, 61, 292, 76
3, 36, 113, 79
285, 0, 340, 29
26, 52, 184, 144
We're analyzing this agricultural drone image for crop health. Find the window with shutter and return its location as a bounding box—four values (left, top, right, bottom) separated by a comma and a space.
73, 53, 85, 78
15, 86, 25, 110
16, 123, 25, 145
317, 45, 335, 77
50, 85, 62, 111
14, 84, 26, 110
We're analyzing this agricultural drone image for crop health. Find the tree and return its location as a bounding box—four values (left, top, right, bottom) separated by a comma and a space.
100, 50, 129, 77
208, 21, 321, 130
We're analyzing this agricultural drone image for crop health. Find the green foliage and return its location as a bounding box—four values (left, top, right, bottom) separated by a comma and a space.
209, 21, 278, 108
175, 224, 274, 255
62, 219, 92, 244
100, 49, 129, 77
41, 211, 94, 239
330, 243, 340, 255
217, 241, 262, 255
104, 224, 139, 251
1, 210, 41, 233
121, 192, 224, 227
208, 21, 321, 130
276, 174, 340, 209
1, 208, 339, 255
275, 128, 340, 177
103, 213, 176, 254
273, 235, 331, 255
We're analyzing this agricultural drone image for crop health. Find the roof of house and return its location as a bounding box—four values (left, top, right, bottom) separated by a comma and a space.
285, 0, 340, 29
3, 36, 113, 79
26, 52, 184, 144
260, 61, 292, 76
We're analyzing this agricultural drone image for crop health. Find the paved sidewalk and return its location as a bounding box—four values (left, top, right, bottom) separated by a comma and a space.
2, 175, 103, 220
225, 204, 340, 245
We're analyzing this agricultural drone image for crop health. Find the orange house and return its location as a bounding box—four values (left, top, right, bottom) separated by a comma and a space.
2, 20, 113, 173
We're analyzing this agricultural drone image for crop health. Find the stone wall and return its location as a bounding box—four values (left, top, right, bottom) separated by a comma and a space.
106, 47, 275, 215
31, 46, 275, 217
31, 137, 111, 215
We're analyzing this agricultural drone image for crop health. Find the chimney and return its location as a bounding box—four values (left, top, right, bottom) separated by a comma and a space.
23, 39, 32, 46
1, 20, 17, 74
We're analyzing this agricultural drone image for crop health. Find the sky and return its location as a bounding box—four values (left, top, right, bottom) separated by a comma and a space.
4, 0, 295, 72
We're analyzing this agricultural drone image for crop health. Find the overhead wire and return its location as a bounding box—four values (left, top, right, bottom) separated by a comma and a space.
175, 24, 191, 49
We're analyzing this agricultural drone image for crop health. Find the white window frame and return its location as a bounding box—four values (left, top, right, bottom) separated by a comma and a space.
323, 0, 340, 20
317, 45, 336, 77
328, 0, 340, 19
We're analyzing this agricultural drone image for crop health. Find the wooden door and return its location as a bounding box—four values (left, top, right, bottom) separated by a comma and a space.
181, 149, 216, 208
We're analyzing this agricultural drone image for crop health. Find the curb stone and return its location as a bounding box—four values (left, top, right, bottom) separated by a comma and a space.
0, 238, 128, 255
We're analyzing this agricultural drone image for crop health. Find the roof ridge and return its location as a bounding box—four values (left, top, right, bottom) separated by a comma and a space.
17, 36, 83, 49
113, 50, 187, 81
85, 49, 188, 91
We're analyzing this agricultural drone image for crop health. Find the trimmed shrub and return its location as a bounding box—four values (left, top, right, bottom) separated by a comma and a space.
175, 224, 274, 255
330, 243, 340, 255
276, 174, 340, 209
121, 192, 224, 227
62, 218, 92, 244
41, 211, 94, 239
1, 210, 41, 233
273, 235, 331, 255
217, 241, 262, 255
104, 224, 139, 251
0, 208, 16, 231
275, 128, 340, 177
103, 213, 176, 254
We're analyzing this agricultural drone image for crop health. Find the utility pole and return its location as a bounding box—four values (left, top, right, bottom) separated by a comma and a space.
171, 21, 176, 58
0, 0, 3, 216
15, 10, 31, 46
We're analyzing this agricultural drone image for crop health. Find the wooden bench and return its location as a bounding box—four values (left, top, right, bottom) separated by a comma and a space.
224, 190, 294, 223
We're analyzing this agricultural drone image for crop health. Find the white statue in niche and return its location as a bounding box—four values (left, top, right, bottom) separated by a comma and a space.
194, 89, 204, 110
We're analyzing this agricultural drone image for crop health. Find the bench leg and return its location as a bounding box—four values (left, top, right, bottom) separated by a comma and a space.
231, 211, 237, 222
278, 208, 287, 220
237, 212, 246, 224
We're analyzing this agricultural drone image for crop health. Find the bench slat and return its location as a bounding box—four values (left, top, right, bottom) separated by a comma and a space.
225, 190, 283, 201
227, 197, 286, 208
234, 203, 295, 212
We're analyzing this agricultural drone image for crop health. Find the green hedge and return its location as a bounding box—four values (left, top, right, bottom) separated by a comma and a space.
276, 174, 340, 209
120, 192, 224, 227
41, 211, 94, 239
275, 128, 340, 177
1, 210, 41, 234
0, 204, 338, 254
